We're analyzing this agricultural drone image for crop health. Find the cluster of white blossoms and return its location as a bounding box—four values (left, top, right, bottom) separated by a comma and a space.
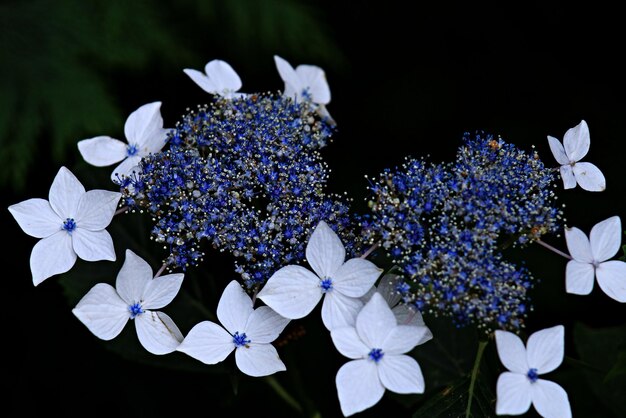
8, 57, 626, 417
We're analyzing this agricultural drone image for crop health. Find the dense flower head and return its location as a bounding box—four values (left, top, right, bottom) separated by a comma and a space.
122, 93, 358, 286
362, 133, 561, 332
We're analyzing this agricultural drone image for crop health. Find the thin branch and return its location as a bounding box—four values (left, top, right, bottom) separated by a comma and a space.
115, 206, 129, 216
536, 239, 572, 260
360, 242, 380, 259
154, 263, 168, 278
466, 340, 488, 418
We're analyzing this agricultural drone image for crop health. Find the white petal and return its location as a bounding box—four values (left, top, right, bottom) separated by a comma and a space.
75, 190, 121, 231
77, 136, 128, 167
274, 55, 301, 99
563, 120, 590, 162
141, 273, 184, 310
295, 64, 331, 104
392, 305, 426, 328
531, 379, 572, 418
333, 258, 382, 298
235, 343, 286, 377
590, 216, 621, 261
383, 325, 430, 355
330, 327, 370, 359
124, 102, 164, 148
356, 293, 396, 348
244, 306, 290, 344
115, 249, 153, 305
135, 311, 183, 355
596, 260, 626, 302
564, 226, 593, 263
495, 330, 528, 373
565, 260, 595, 295
257, 265, 322, 319
111, 155, 142, 182
8, 198, 61, 238
321, 291, 363, 330
526, 325, 564, 374
378, 354, 424, 394
48, 167, 85, 218
176, 321, 234, 364
546, 136, 569, 165
496, 372, 532, 415
306, 220, 346, 279
30, 231, 76, 286
204, 60, 242, 94
573, 162, 606, 192
72, 283, 129, 340
183, 68, 216, 94
72, 229, 116, 262
377, 274, 403, 307
559, 165, 577, 189
217, 280, 254, 335
336, 359, 385, 417
139, 127, 169, 156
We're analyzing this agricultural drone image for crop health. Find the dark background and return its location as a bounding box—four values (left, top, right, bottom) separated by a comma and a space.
3, 1, 626, 417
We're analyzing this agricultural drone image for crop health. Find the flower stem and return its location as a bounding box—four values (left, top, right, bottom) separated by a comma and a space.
115, 206, 129, 216
360, 242, 380, 259
154, 263, 168, 278
264, 375, 304, 414
465, 340, 488, 418
535, 239, 573, 260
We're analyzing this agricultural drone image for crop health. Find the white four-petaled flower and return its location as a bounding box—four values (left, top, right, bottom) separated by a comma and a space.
183, 59, 244, 99
258, 221, 382, 330
495, 325, 571, 418
564, 215, 626, 302
331, 293, 428, 417
8, 166, 121, 285
78, 101, 170, 182
72, 249, 185, 355
274, 55, 331, 106
547, 119, 606, 191
177, 280, 290, 377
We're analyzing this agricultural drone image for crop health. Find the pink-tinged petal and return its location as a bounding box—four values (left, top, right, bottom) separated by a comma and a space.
333, 258, 382, 298
8, 198, 61, 238
124, 102, 164, 148
115, 249, 153, 305
110, 155, 142, 182
274, 55, 300, 99
330, 327, 370, 359
573, 162, 606, 192
564, 226, 593, 263
177, 321, 234, 364
75, 190, 121, 231
135, 311, 183, 355
547, 135, 569, 165
336, 359, 385, 417
77, 136, 127, 167
565, 260, 595, 295
72, 283, 128, 340
306, 220, 346, 279
141, 273, 184, 310
495, 330, 528, 373
321, 291, 363, 330
596, 260, 626, 302
590, 216, 621, 262
526, 325, 564, 374
257, 265, 322, 320
217, 280, 254, 335
356, 293, 396, 348
204, 60, 242, 94
49, 167, 85, 218
72, 229, 115, 262
496, 372, 532, 415
245, 306, 290, 344
295, 64, 331, 105
531, 379, 572, 418
30, 231, 76, 286
235, 343, 285, 377
559, 165, 577, 189
383, 325, 430, 355
563, 120, 590, 162
378, 354, 424, 394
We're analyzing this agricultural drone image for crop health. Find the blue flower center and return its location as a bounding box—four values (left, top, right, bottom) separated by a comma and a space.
233, 331, 251, 348
62, 218, 77, 234
320, 278, 333, 293
527, 368, 539, 383
127, 143, 139, 157
128, 302, 144, 319
301, 88, 312, 101
368, 348, 384, 363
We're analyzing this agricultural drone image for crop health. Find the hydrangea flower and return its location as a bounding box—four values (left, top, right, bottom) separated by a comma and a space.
547, 119, 606, 191
331, 293, 428, 416
177, 280, 290, 377
72, 250, 185, 355
565, 216, 626, 302
274, 55, 331, 105
8, 166, 120, 285
258, 221, 382, 330
77, 102, 170, 181
183, 59, 244, 98
495, 325, 571, 418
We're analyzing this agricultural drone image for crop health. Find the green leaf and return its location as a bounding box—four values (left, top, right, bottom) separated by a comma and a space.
605, 350, 626, 383
412, 376, 495, 418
